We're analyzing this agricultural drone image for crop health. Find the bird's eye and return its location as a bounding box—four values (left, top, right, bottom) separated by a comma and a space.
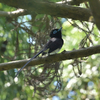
53, 30, 57, 34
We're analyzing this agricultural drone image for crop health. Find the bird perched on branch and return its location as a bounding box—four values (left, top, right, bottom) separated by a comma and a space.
15, 27, 63, 77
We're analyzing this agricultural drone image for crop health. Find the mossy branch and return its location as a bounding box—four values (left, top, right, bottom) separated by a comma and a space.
0, 0, 91, 21
0, 45, 100, 71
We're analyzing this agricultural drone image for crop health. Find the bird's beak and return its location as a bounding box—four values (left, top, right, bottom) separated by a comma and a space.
58, 27, 62, 31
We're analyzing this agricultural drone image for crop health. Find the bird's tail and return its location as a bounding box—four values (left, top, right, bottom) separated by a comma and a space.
14, 49, 44, 78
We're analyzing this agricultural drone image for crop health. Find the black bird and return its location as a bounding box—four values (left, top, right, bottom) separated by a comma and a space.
15, 27, 63, 77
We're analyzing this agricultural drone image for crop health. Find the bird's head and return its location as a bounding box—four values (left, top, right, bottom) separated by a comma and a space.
50, 27, 62, 38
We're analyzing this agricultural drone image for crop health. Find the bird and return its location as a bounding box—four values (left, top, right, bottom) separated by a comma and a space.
15, 27, 63, 77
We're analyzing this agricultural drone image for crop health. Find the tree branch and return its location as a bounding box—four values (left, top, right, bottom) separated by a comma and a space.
66, 0, 88, 5
0, 9, 28, 18
0, 0, 92, 21
0, 45, 100, 71
89, 0, 100, 30
57, 0, 88, 5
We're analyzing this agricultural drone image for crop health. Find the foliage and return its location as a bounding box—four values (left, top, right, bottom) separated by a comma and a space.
0, 1, 100, 100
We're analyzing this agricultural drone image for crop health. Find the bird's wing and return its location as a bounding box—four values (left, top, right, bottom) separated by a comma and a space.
42, 37, 63, 55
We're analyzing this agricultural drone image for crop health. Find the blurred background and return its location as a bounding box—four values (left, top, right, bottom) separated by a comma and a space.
0, 1, 100, 100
